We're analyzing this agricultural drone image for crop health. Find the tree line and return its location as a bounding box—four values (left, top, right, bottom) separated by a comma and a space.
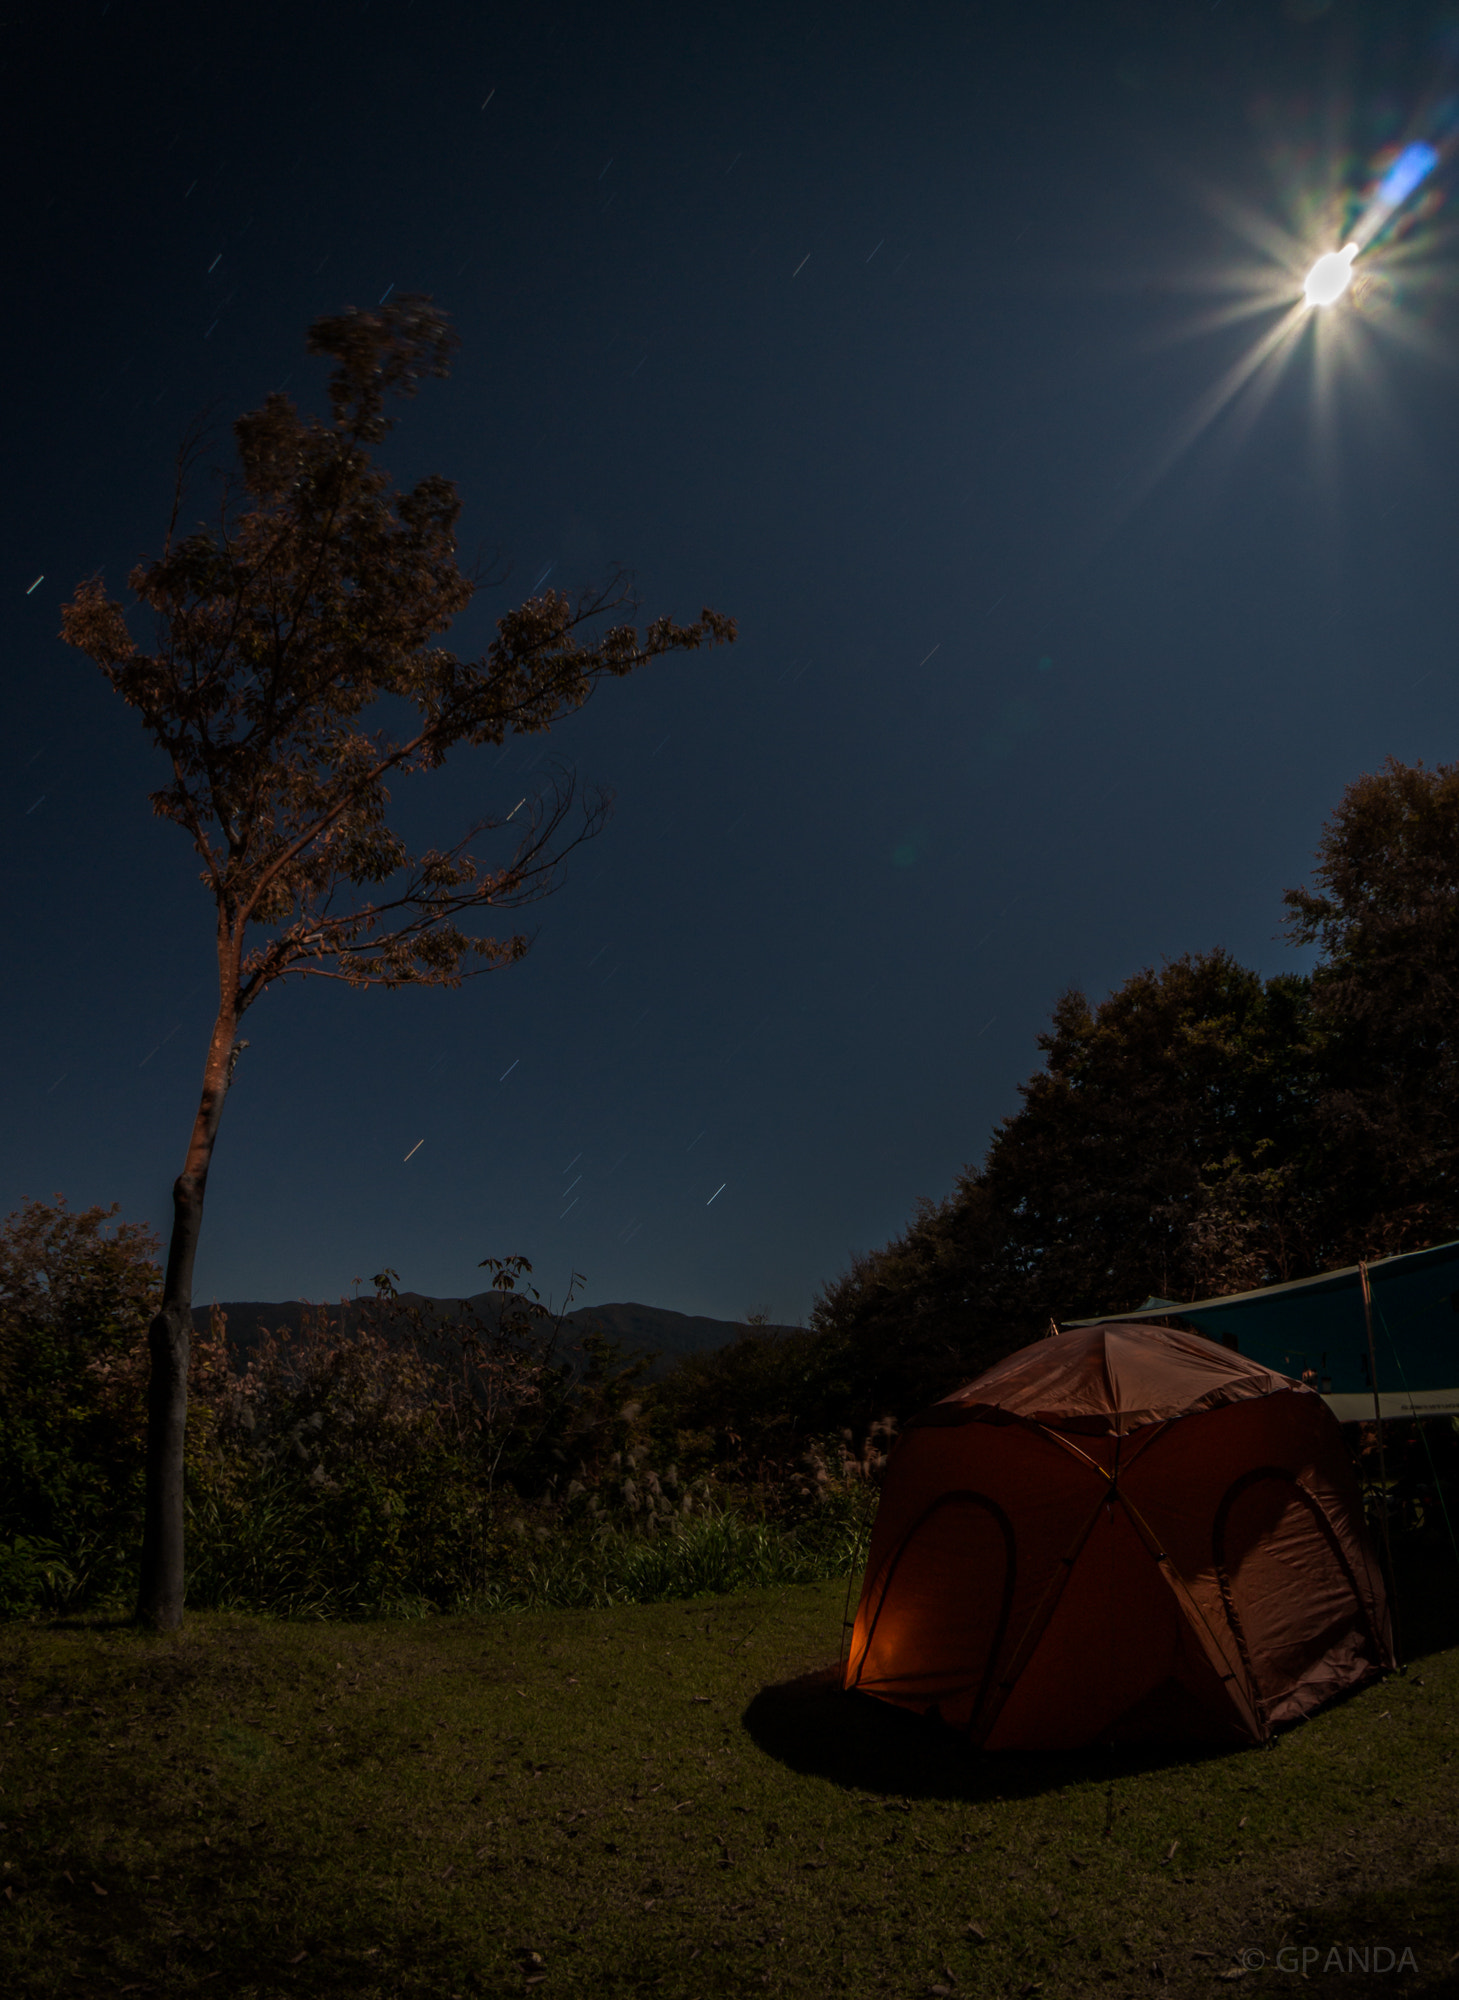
797, 756, 1459, 1422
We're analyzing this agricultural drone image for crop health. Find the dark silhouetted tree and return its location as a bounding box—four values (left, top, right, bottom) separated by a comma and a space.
976, 950, 1323, 1311
810, 768, 1459, 1423
1285, 755, 1459, 1255
61, 295, 735, 1630
811, 951, 1325, 1417
0, 1196, 163, 1609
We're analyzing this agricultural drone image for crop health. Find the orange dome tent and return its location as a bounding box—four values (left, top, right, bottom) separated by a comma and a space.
843, 1322, 1394, 1750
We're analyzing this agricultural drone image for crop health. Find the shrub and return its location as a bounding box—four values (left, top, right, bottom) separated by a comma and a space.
0, 1196, 161, 1614
0, 1200, 883, 1622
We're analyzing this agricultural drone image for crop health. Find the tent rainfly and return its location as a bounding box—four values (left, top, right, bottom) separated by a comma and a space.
844, 1321, 1394, 1750
1062, 1236, 1459, 1421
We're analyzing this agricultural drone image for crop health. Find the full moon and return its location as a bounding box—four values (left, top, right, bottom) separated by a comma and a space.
1304, 243, 1358, 308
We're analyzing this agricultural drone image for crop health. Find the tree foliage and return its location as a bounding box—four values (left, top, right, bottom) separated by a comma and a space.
0, 1197, 160, 1610
62, 296, 735, 1001
978, 951, 1324, 1308
808, 952, 1327, 1420
1285, 755, 1459, 1253
811, 759, 1459, 1419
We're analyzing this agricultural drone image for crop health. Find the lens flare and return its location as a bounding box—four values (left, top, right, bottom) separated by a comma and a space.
1376, 139, 1440, 212
1103, 85, 1455, 519
1303, 243, 1358, 307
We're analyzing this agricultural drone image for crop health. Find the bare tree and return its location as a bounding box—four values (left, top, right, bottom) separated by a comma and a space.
60, 295, 735, 1629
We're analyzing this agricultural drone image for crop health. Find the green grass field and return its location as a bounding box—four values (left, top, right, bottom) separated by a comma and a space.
1, 1573, 1456, 1999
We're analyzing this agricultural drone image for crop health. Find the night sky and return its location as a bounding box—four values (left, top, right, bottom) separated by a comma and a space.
5, 0, 1457, 1327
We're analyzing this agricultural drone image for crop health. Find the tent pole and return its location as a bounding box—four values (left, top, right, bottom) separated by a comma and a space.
837, 1559, 857, 1678
1359, 1260, 1400, 1664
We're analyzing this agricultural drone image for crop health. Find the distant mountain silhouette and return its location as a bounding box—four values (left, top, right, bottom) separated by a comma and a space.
190, 1293, 801, 1376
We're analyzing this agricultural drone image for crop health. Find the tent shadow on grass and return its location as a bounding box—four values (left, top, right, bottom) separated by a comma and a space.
741, 1665, 1244, 1804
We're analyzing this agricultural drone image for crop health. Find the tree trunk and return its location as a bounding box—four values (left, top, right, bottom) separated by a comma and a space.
136, 1271, 195, 1633
135, 1011, 244, 1632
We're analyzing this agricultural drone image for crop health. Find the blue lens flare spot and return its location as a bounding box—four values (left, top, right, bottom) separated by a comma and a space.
1377, 141, 1439, 210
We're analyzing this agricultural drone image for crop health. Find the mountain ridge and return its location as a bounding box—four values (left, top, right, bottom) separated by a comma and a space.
189, 1294, 802, 1374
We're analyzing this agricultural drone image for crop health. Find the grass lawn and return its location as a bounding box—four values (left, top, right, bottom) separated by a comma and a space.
1, 1565, 1456, 1999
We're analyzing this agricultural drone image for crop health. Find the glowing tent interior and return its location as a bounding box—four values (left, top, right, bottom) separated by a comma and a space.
843, 1322, 1394, 1750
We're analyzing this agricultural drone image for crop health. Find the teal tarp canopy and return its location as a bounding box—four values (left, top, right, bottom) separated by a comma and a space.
1063, 1239, 1459, 1423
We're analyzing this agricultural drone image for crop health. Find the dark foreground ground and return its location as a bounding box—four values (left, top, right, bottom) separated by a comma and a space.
1, 1555, 1456, 1999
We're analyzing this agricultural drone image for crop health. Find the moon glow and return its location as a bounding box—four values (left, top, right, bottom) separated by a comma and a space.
1303, 243, 1358, 308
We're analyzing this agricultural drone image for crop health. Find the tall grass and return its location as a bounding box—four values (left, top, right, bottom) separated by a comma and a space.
464, 1495, 875, 1614
169, 1483, 878, 1622
183, 1481, 389, 1622
4, 1443, 879, 1626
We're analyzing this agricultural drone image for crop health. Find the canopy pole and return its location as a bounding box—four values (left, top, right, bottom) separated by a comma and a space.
1374, 1292, 1459, 1588
1360, 1260, 1400, 1664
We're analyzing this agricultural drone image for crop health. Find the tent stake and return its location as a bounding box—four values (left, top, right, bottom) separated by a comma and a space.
1360, 1259, 1401, 1665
